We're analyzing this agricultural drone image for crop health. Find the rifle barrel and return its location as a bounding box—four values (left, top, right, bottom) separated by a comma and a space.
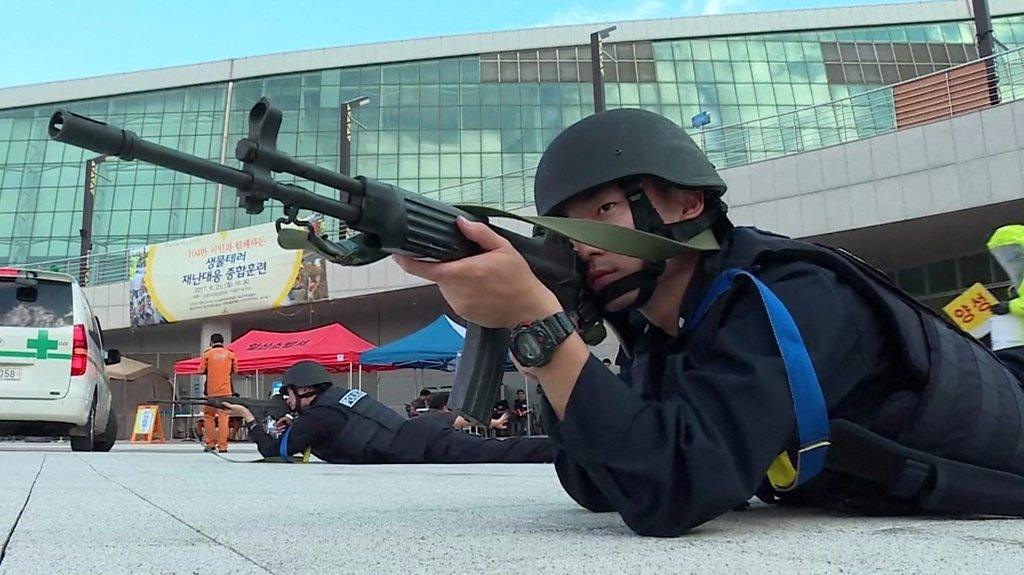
49, 110, 364, 222
50, 110, 254, 190
236, 139, 364, 198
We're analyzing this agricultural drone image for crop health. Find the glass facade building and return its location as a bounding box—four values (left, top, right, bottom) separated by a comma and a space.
0, 11, 1022, 265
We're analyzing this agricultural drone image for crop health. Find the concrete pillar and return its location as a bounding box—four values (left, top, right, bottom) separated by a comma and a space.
199, 319, 232, 351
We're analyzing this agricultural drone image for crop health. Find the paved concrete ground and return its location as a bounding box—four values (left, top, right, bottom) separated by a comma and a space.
1, 442, 1022, 575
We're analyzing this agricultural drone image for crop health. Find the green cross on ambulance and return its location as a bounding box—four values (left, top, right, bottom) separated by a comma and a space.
0, 268, 122, 451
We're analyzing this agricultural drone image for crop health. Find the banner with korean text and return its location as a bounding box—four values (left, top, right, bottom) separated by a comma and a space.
129, 222, 329, 327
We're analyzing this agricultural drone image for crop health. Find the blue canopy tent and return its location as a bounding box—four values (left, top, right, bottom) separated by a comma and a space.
362, 314, 517, 372
361, 315, 469, 371
363, 315, 528, 430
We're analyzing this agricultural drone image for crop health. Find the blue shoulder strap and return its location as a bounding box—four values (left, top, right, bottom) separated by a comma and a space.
279, 426, 293, 463
688, 268, 829, 491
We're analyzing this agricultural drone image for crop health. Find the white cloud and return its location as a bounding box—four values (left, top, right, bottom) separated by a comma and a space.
534, 0, 758, 28
699, 0, 751, 16
680, 0, 757, 16
536, 0, 669, 27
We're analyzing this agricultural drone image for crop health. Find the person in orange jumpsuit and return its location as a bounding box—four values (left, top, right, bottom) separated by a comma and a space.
198, 333, 238, 452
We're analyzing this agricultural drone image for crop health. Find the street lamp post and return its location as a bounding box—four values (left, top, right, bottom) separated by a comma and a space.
971, 0, 1000, 106
590, 26, 616, 114
79, 154, 108, 284
339, 96, 370, 177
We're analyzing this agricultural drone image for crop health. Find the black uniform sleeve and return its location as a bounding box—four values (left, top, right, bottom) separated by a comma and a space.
546, 264, 878, 536
538, 397, 614, 512
249, 411, 329, 459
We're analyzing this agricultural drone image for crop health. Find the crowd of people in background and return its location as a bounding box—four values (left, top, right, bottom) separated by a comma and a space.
406, 388, 541, 437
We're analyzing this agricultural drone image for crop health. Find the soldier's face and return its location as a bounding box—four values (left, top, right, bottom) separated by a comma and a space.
285, 387, 317, 410
562, 183, 646, 311
562, 181, 706, 312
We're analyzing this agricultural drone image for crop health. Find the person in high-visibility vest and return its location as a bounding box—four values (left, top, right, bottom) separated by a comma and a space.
988, 225, 1024, 317
198, 333, 238, 453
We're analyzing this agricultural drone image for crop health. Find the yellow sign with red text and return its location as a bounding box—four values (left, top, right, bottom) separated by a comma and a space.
128, 223, 330, 327
942, 282, 999, 338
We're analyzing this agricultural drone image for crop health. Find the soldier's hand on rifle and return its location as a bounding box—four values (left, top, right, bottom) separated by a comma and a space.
219, 402, 254, 421
394, 217, 561, 328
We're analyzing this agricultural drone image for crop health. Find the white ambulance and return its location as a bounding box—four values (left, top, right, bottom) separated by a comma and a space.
0, 268, 120, 451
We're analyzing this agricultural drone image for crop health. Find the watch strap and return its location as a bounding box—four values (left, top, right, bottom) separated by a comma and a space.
513, 311, 575, 367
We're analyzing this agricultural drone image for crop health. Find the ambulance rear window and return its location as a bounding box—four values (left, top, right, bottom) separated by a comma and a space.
0, 279, 74, 328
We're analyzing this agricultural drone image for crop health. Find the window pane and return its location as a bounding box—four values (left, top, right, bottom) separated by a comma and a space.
540, 62, 558, 82
713, 62, 734, 83
499, 62, 519, 82
732, 61, 753, 83
675, 61, 695, 82
751, 62, 772, 83
710, 40, 730, 60
558, 62, 579, 82
691, 40, 711, 60
694, 62, 715, 83
958, 253, 992, 287
766, 42, 787, 61
747, 41, 768, 61
927, 259, 957, 294
898, 267, 926, 296
672, 41, 692, 60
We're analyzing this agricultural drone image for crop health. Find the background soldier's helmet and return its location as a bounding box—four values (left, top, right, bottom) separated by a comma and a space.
282, 360, 333, 390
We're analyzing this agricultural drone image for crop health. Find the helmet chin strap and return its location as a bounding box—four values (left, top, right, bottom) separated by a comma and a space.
596, 261, 663, 308
624, 179, 723, 245
594, 179, 720, 311
289, 387, 322, 414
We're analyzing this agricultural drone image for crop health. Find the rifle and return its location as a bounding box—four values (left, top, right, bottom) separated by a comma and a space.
150, 397, 291, 422
51, 98, 606, 426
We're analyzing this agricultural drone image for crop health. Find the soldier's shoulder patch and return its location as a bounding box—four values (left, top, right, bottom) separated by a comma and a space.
339, 389, 367, 407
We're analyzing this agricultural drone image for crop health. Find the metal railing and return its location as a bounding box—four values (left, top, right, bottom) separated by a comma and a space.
421, 46, 1024, 207
420, 166, 536, 210
11, 47, 1024, 287
698, 45, 1024, 169
24, 249, 134, 287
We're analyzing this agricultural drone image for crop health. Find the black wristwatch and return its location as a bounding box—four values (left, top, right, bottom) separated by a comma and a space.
510, 311, 575, 368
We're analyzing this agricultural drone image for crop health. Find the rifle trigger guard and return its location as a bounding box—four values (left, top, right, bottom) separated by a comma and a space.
275, 205, 310, 233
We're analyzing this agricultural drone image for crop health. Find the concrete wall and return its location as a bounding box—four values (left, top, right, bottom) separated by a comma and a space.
722, 98, 1024, 238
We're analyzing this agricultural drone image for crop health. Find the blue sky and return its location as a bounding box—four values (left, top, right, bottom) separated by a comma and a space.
1, 0, 926, 88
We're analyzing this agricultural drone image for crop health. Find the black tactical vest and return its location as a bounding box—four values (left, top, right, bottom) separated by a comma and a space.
311, 386, 406, 461
720, 228, 1024, 515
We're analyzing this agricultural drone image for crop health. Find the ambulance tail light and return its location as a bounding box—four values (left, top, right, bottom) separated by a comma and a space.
71, 324, 88, 376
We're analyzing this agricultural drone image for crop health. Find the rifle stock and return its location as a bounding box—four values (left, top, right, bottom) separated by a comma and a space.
51, 98, 604, 430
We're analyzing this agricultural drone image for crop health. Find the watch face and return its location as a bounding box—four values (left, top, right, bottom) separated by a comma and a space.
513, 331, 544, 364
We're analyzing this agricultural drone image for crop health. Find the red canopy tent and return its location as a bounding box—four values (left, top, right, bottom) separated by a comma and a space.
174, 323, 377, 375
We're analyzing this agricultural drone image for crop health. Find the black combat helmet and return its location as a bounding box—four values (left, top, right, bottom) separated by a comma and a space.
533, 108, 727, 217
282, 360, 333, 391
280, 361, 333, 413
533, 108, 730, 309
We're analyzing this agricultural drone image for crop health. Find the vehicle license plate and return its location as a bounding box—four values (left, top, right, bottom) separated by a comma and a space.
0, 367, 21, 381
